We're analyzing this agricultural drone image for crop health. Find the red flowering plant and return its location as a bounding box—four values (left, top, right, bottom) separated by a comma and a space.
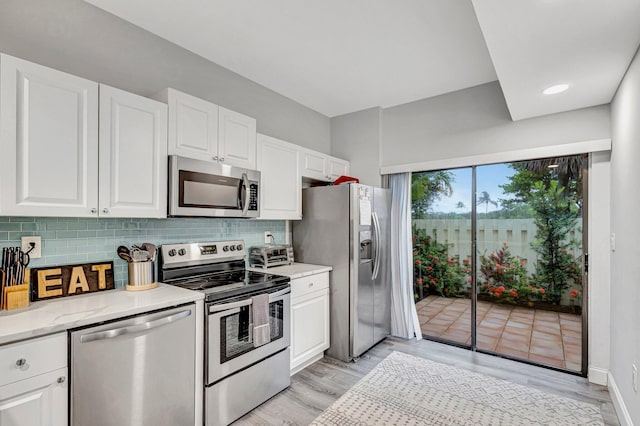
413, 227, 466, 299
478, 242, 535, 304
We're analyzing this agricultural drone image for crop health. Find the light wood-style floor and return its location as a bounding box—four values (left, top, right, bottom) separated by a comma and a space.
235, 337, 619, 425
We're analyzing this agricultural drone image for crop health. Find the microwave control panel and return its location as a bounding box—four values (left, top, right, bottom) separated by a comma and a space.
249, 183, 258, 211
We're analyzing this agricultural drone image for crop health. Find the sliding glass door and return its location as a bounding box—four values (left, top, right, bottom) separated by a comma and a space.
412, 155, 586, 374
412, 168, 473, 347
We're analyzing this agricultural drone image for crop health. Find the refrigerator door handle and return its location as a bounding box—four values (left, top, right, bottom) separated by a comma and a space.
372, 211, 381, 280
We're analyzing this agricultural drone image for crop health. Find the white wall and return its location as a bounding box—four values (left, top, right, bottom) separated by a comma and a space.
588, 151, 611, 386
331, 107, 382, 186
610, 46, 640, 425
381, 82, 610, 168
0, 0, 330, 153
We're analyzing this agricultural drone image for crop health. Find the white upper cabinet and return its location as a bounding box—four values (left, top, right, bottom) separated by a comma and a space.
0, 54, 168, 218
218, 106, 257, 169
300, 149, 350, 182
257, 134, 301, 220
301, 150, 328, 181
327, 157, 350, 180
99, 85, 168, 218
161, 88, 218, 161
0, 53, 99, 217
159, 88, 257, 169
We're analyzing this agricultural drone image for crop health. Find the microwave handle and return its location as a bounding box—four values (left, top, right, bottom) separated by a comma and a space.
241, 173, 250, 216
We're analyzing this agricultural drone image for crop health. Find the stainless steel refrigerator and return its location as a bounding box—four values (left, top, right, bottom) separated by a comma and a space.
293, 183, 391, 362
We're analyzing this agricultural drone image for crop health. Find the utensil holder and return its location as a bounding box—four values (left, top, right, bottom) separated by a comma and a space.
126, 261, 157, 291
2, 270, 30, 310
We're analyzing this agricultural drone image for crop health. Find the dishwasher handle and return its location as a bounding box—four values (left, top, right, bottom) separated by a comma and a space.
79, 309, 192, 343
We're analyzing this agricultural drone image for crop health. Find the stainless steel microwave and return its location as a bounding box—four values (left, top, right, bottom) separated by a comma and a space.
169, 156, 260, 218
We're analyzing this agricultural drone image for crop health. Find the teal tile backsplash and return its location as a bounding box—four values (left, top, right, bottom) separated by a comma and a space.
0, 217, 286, 287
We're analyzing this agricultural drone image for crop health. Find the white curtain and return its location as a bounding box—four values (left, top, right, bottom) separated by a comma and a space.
389, 173, 422, 340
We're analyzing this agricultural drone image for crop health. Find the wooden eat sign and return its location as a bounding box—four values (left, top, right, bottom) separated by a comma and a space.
30, 261, 115, 301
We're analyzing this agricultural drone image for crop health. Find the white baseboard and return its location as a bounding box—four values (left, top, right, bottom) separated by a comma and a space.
608, 372, 634, 426
588, 366, 608, 386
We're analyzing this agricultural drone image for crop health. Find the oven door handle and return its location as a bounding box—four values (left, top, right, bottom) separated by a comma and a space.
209, 298, 252, 313
268, 288, 290, 300
208, 288, 290, 313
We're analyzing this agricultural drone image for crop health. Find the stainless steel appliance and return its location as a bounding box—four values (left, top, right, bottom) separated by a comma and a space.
70, 304, 196, 425
293, 183, 391, 362
169, 155, 260, 218
158, 240, 291, 426
249, 244, 294, 269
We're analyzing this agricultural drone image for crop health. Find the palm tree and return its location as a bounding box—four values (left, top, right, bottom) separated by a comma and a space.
476, 191, 497, 214
411, 171, 454, 218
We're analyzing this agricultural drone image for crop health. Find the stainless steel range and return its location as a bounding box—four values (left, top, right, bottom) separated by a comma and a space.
158, 240, 291, 426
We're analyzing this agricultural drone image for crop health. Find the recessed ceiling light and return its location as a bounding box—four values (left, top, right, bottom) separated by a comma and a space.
543, 84, 569, 95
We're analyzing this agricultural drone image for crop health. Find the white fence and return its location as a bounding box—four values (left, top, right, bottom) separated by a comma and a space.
413, 218, 583, 275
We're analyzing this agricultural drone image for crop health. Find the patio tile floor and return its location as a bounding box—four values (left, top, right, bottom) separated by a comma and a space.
415, 295, 582, 372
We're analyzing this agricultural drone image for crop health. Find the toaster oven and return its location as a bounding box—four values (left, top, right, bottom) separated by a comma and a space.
249, 245, 294, 269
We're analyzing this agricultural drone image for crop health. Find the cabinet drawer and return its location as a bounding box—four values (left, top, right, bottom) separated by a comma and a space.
0, 333, 67, 386
291, 272, 329, 300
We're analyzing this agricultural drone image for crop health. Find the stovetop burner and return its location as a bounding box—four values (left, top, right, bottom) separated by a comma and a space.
170, 269, 290, 302
158, 240, 290, 303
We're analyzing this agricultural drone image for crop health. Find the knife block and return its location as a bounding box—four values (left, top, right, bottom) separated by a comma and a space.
2, 270, 30, 310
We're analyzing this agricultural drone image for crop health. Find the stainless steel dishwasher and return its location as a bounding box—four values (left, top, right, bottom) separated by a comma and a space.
70, 304, 196, 426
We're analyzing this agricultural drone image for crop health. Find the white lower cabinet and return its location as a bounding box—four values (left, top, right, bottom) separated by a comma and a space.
0, 333, 67, 426
0, 368, 67, 426
290, 272, 330, 374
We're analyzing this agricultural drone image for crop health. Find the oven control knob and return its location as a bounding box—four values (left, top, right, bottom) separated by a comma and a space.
168, 249, 177, 257
178, 248, 186, 256
236, 244, 243, 251
222, 245, 229, 252
229, 245, 236, 251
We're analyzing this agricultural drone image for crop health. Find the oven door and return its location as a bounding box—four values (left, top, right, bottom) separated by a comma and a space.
169, 155, 260, 218
206, 288, 290, 384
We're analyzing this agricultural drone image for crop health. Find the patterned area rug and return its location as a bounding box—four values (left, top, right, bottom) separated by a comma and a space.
311, 351, 604, 425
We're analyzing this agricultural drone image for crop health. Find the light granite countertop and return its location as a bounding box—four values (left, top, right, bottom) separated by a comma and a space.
0, 284, 203, 345
248, 262, 332, 279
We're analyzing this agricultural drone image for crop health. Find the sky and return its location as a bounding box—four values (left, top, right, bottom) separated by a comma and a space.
431, 163, 515, 214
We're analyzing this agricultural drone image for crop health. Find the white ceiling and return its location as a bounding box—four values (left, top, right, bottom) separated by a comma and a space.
472, 0, 640, 120
86, 0, 640, 120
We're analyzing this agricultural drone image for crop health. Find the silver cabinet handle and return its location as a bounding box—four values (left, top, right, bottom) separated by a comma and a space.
102, 208, 109, 214
57, 376, 66, 384
308, 282, 314, 288
90, 208, 97, 214
212, 156, 219, 161
16, 358, 26, 367
219, 157, 225, 162
79, 309, 191, 343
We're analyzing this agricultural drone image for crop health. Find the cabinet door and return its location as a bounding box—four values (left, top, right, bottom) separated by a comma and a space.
218, 106, 257, 169
167, 89, 218, 161
327, 156, 350, 180
300, 150, 329, 181
0, 54, 99, 217
99, 85, 168, 218
291, 288, 330, 373
257, 134, 301, 220
0, 368, 67, 426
